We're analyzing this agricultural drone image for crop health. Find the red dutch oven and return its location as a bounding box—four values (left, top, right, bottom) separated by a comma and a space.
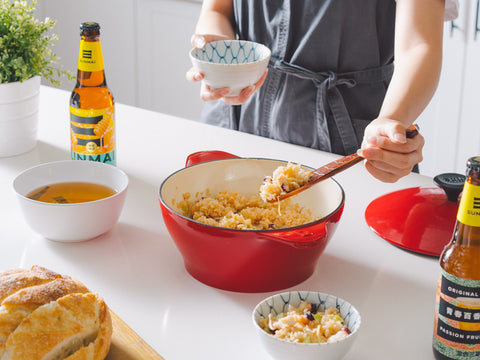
365, 173, 465, 257
158, 151, 345, 293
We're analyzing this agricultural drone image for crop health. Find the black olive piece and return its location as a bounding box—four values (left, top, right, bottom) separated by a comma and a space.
306, 311, 315, 321
310, 303, 318, 314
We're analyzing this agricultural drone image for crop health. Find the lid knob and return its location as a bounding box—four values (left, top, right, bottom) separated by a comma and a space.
433, 173, 465, 202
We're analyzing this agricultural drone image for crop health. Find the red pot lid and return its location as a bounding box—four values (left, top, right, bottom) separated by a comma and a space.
364, 173, 465, 257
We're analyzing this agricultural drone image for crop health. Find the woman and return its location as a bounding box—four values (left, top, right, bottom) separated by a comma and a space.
187, 0, 458, 182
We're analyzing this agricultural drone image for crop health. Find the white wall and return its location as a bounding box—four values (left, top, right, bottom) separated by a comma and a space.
135, 0, 203, 119
36, 0, 136, 105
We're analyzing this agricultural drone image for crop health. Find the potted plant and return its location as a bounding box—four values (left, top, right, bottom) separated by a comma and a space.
0, 0, 72, 157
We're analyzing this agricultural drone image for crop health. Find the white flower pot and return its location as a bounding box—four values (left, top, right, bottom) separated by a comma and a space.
0, 76, 41, 157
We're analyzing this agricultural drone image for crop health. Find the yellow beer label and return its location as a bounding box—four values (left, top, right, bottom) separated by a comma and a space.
457, 183, 480, 227
70, 106, 115, 166
77, 40, 104, 72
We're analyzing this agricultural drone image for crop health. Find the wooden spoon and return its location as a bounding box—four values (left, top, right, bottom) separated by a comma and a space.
268, 125, 419, 202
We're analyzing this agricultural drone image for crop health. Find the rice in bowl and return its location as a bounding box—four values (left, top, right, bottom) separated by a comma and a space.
258, 301, 350, 343
253, 291, 361, 360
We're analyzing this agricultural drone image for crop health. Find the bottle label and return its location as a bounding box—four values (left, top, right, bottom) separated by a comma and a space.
433, 268, 480, 359
78, 40, 104, 72
70, 106, 116, 166
457, 182, 480, 227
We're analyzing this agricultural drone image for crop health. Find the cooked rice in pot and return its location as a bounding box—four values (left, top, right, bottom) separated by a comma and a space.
260, 162, 311, 202
173, 190, 316, 230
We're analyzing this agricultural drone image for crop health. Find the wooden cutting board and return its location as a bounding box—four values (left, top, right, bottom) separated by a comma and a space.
106, 311, 165, 360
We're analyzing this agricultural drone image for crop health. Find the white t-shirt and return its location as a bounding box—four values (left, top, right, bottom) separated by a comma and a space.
396, 0, 459, 21
445, 0, 459, 21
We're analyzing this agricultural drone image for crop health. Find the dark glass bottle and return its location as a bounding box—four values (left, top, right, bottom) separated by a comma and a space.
433, 156, 480, 359
70, 22, 116, 165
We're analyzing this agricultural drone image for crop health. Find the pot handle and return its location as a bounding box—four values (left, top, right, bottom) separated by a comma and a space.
433, 173, 466, 202
258, 225, 328, 250
185, 150, 241, 167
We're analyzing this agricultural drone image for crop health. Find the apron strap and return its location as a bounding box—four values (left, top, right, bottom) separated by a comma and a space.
271, 59, 394, 154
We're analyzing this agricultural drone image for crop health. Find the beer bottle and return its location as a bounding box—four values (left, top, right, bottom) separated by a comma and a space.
70, 22, 116, 166
433, 156, 480, 359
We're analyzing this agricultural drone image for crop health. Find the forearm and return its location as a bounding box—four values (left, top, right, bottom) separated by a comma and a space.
195, 0, 236, 39
378, 43, 442, 126
378, 0, 445, 126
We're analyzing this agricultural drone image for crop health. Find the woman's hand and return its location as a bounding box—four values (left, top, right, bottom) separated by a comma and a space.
186, 34, 268, 105
357, 119, 424, 183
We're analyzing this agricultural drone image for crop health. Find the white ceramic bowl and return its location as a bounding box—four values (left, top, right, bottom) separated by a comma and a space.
190, 40, 271, 96
253, 291, 361, 360
13, 160, 128, 242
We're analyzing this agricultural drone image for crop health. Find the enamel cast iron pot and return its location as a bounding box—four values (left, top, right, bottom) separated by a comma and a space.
158, 151, 345, 293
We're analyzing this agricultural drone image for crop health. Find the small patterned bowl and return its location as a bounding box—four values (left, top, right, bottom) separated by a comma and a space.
252, 291, 361, 360
190, 40, 271, 96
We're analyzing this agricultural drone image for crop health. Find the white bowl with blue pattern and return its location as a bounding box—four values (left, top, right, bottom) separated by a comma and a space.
190, 40, 271, 96
252, 291, 361, 360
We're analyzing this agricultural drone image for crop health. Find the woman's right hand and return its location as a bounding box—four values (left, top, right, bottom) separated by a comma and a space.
186, 34, 268, 105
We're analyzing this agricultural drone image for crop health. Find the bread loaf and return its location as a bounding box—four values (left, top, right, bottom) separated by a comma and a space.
0, 266, 112, 360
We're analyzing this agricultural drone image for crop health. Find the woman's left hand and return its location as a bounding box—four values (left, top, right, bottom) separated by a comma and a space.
191, 69, 268, 105
357, 119, 424, 183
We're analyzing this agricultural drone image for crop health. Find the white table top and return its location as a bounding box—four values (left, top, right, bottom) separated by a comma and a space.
0, 85, 441, 359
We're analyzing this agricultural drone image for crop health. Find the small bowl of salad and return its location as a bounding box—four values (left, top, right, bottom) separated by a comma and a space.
252, 291, 361, 360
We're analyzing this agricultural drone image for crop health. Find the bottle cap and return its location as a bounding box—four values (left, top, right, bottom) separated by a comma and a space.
80, 22, 100, 36
467, 156, 480, 171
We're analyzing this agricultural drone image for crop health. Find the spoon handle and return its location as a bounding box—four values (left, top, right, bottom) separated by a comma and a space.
309, 124, 419, 184
309, 153, 363, 183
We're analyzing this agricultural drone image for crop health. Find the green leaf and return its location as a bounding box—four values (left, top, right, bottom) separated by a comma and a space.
0, 0, 73, 84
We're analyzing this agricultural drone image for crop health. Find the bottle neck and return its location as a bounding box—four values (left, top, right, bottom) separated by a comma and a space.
453, 222, 480, 246
75, 69, 107, 87
76, 36, 106, 87
454, 179, 480, 246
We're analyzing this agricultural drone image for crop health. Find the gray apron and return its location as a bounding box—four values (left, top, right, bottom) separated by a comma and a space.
201, 0, 396, 155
